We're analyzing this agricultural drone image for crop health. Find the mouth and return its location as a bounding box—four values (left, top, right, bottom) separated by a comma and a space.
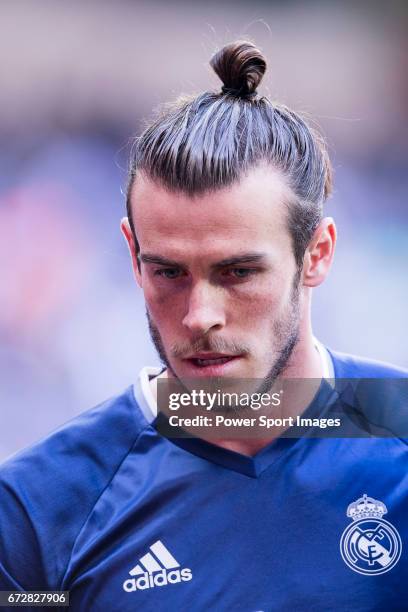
182, 353, 243, 374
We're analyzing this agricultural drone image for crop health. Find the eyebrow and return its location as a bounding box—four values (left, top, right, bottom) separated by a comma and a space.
139, 252, 267, 268
213, 253, 267, 268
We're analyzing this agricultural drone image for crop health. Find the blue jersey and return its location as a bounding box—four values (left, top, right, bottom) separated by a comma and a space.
0, 348, 407, 611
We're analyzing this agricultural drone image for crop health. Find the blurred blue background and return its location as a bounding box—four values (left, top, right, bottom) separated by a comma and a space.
1, 0, 407, 461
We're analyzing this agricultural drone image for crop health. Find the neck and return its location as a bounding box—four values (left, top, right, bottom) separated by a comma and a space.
210, 328, 323, 456
149, 321, 323, 457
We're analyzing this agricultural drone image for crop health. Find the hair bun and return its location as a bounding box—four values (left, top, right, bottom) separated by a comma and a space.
210, 40, 267, 98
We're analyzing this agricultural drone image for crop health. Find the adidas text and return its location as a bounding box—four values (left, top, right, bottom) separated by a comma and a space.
123, 568, 193, 591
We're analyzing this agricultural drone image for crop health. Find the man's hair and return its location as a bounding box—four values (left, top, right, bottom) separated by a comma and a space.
126, 40, 333, 269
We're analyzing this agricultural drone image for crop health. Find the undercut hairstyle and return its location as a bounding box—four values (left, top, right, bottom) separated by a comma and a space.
126, 40, 333, 269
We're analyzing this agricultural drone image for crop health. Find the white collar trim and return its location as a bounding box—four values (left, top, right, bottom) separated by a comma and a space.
133, 366, 161, 423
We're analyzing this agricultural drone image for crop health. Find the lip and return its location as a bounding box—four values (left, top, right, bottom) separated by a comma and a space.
182, 354, 243, 377
186, 353, 235, 359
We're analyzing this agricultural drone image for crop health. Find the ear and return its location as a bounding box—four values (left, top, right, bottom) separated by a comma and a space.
302, 217, 336, 287
120, 217, 142, 288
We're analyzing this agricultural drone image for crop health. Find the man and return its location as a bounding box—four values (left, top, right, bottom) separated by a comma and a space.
1, 41, 407, 611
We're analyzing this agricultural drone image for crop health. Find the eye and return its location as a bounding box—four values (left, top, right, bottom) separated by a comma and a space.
154, 268, 183, 280
224, 268, 258, 279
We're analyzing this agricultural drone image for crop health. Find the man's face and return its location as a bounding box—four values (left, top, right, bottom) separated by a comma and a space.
127, 164, 305, 384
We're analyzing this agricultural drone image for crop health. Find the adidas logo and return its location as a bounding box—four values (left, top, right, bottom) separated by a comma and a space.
123, 540, 193, 592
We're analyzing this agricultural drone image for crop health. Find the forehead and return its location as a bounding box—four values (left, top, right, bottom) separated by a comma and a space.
130, 164, 293, 257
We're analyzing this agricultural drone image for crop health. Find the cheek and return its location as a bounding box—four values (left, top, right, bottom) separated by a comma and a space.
143, 280, 186, 325
227, 281, 286, 325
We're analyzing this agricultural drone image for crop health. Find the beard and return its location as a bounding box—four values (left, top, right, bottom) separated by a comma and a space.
146, 272, 301, 398
254, 275, 301, 395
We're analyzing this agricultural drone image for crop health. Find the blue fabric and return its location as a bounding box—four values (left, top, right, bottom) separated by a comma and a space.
0, 349, 407, 611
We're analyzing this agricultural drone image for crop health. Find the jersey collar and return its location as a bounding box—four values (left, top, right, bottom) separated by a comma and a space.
152, 377, 338, 478
134, 343, 337, 477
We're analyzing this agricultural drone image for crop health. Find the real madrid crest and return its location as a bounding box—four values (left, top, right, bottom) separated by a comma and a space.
340, 494, 402, 575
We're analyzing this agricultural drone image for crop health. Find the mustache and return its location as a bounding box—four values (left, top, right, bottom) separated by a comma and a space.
170, 337, 250, 359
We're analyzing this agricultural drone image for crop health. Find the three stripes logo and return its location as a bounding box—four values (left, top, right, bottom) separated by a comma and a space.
123, 540, 193, 592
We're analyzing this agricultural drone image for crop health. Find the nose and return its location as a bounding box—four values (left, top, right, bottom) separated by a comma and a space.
182, 281, 226, 336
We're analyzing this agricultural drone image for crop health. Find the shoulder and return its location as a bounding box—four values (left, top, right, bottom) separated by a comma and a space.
327, 347, 408, 378
0, 385, 146, 485
326, 348, 408, 443
0, 386, 148, 591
